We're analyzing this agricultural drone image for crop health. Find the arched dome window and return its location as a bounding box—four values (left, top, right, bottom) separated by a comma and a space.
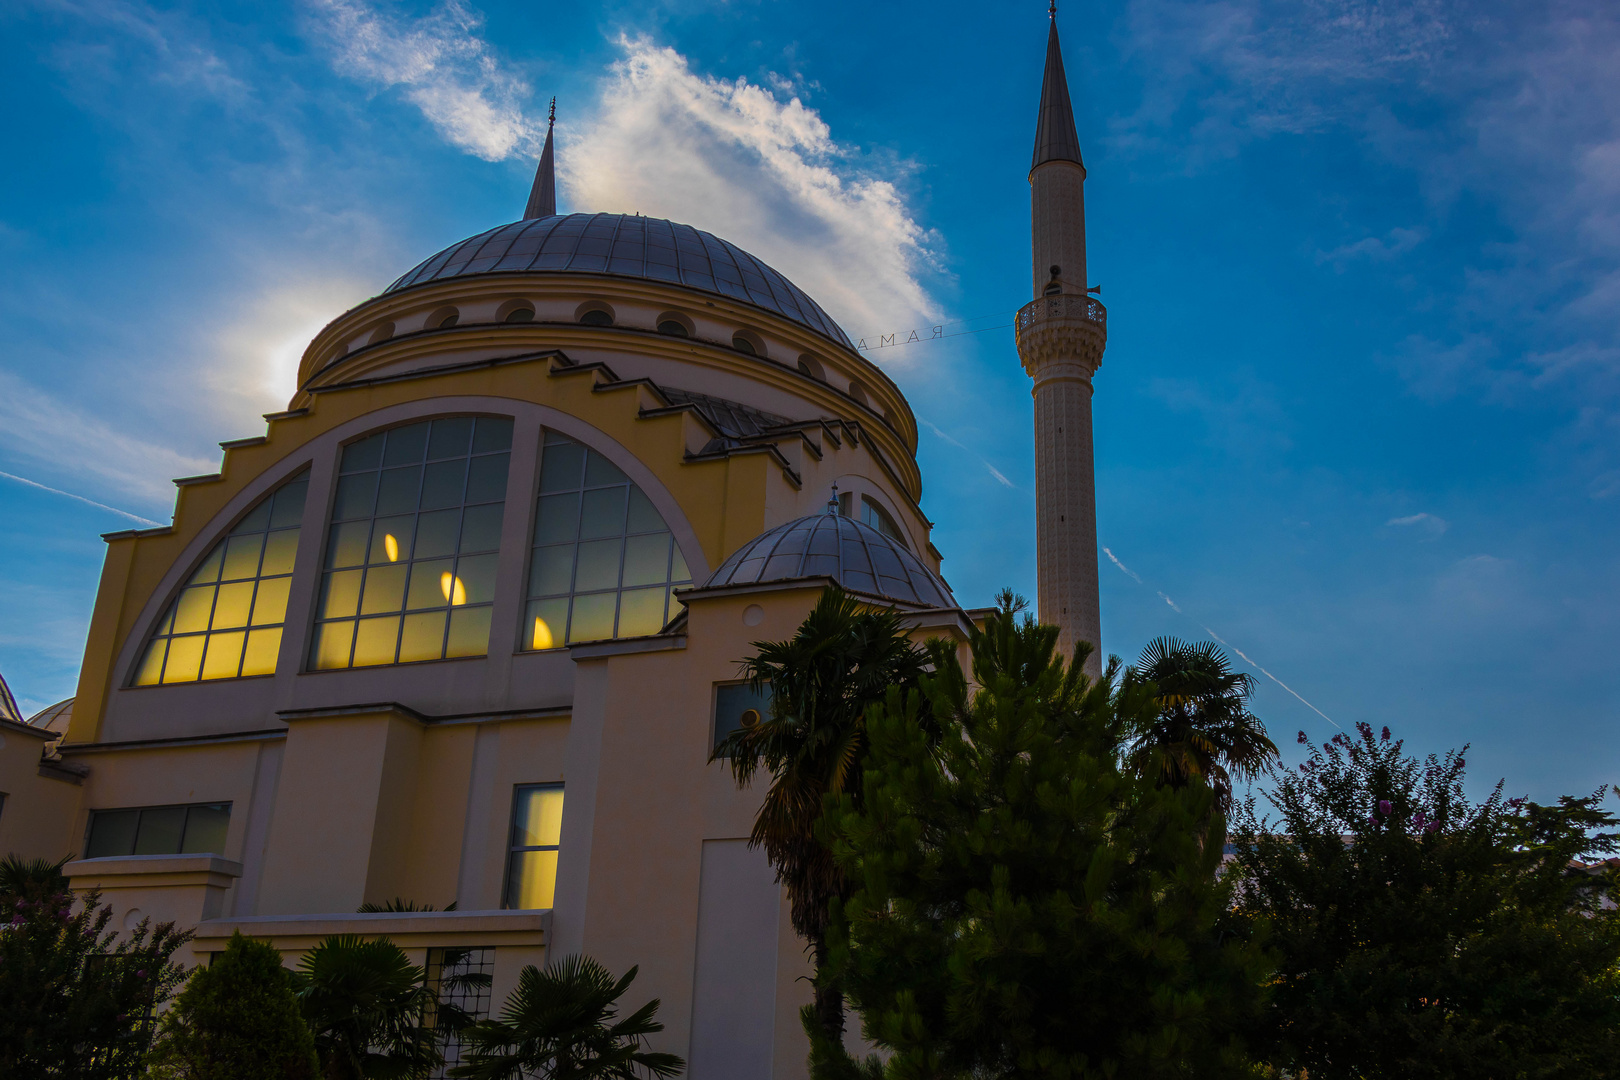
133, 472, 309, 685
311, 416, 512, 670
500, 300, 536, 324
656, 312, 693, 338
524, 432, 692, 649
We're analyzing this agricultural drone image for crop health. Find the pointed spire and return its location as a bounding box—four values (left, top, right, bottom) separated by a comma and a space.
1032, 12, 1084, 172
524, 98, 557, 220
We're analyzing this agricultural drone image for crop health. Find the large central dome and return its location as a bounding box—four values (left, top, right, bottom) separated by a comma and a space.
386, 212, 853, 349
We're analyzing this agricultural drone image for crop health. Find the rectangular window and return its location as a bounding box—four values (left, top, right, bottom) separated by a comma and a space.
713, 681, 772, 756
84, 802, 231, 858
503, 784, 563, 909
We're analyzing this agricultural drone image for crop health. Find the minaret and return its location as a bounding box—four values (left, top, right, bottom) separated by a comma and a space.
523, 98, 558, 219
1016, 4, 1107, 675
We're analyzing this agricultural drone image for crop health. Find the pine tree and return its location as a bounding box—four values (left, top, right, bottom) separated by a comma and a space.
147, 931, 318, 1080
823, 596, 1268, 1079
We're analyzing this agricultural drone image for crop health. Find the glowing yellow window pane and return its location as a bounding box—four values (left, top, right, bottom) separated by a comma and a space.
360, 565, 408, 615
201, 631, 246, 680
616, 586, 667, 637
320, 569, 363, 619
188, 546, 224, 585
446, 606, 490, 658
406, 560, 453, 610
568, 593, 615, 643
134, 640, 167, 686
439, 571, 467, 606
312, 620, 355, 670
211, 581, 255, 630
173, 586, 215, 634
241, 628, 282, 676
250, 576, 291, 626
162, 636, 206, 683
222, 533, 264, 580
513, 787, 565, 846
260, 529, 299, 576
398, 611, 447, 663
526, 598, 567, 652
508, 850, 559, 909
352, 616, 400, 667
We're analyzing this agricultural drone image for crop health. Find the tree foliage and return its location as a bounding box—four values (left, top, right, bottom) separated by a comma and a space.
296, 935, 443, 1080
448, 954, 683, 1080
712, 585, 930, 1048
1124, 636, 1279, 817
1230, 722, 1620, 1078
147, 931, 318, 1080
824, 597, 1268, 1079
0, 871, 191, 1079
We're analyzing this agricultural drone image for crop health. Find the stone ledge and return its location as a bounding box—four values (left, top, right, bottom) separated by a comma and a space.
193, 909, 550, 951
66, 854, 244, 882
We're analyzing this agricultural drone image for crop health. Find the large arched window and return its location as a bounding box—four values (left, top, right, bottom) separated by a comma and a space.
133, 472, 309, 685
525, 432, 692, 648
311, 416, 512, 669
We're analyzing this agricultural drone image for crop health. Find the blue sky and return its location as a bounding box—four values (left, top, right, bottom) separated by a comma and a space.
1, 0, 1616, 803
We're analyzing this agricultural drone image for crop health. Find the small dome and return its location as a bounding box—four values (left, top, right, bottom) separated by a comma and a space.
26, 697, 74, 736
706, 513, 955, 609
386, 213, 853, 349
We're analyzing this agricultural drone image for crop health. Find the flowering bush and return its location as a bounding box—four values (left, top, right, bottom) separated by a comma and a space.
1229, 723, 1620, 1079
0, 855, 192, 1079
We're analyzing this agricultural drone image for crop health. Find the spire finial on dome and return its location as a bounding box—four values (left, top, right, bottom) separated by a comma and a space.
1031, 9, 1083, 171
523, 98, 557, 220
827, 482, 840, 515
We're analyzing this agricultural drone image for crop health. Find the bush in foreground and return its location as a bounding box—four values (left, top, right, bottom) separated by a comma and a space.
147, 931, 317, 1080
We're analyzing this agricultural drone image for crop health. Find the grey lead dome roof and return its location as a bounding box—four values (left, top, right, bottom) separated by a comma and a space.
705, 513, 955, 610
387, 213, 854, 349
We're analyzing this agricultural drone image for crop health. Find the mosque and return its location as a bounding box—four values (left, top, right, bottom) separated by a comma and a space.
0, 14, 1105, 1077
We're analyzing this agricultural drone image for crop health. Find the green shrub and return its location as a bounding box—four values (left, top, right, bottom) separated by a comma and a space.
147, 932, 317, 1080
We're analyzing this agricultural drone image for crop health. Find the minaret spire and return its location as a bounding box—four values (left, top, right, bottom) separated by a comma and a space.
1032, 12, 1084, 172
1015, 8, 1108, 675
523, 98, 557, 220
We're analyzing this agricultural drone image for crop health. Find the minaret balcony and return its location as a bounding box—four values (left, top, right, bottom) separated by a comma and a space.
1015, 293, 1108, 377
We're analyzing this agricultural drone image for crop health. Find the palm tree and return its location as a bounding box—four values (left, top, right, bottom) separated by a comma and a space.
296, 935, 444, 1080
448, 954, 682, 1080
711, 586, 930, 1053
1126, 636, 1279, 817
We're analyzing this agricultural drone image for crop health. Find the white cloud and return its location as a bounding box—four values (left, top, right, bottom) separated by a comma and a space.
1318, 226, 1427, 266
1386, 511, 1449, 539
564, 37, 941, 341
301, 0, 543, 161
0, 371, 214, 507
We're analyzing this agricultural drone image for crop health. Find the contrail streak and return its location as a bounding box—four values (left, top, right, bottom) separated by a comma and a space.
0, 470, 164, 526
1103, 545, 1340, 729
919, 418, 1019, 490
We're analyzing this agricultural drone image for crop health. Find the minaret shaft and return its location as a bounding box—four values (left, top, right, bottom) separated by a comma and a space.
1031, 364, 1101, 670
1018, 16, 1106, 675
